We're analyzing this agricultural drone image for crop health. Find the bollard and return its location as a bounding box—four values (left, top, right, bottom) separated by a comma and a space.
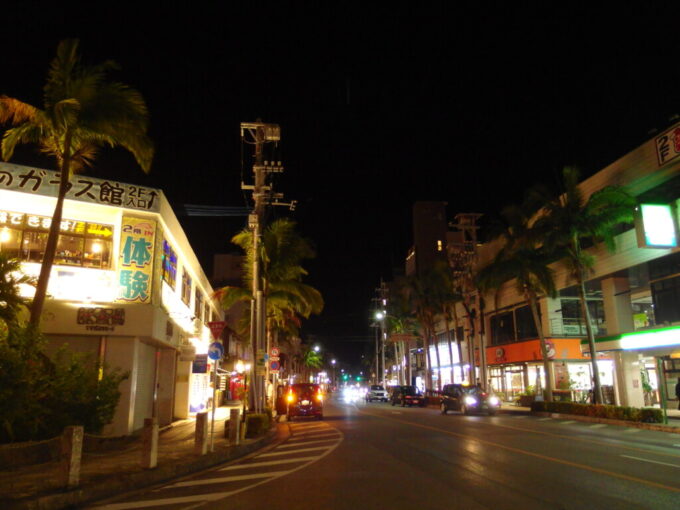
60, 426, 83, 489
194, 411, 208, 455
141, 417, 159, 469
228, 408, 240, 446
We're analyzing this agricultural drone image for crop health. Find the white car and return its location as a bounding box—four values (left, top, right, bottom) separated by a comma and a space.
365, 384, 389, 402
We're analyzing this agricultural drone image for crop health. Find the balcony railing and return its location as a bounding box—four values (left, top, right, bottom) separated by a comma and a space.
550, 318, 606, 337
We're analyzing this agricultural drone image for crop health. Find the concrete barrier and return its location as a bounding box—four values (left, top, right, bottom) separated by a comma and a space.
141, 418, 158, 469
194, 412, 208, 455
59, 426, 83, 489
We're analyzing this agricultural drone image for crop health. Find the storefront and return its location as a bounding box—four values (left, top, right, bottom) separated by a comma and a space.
0, 162, 222, 435
486, 337, 612, 402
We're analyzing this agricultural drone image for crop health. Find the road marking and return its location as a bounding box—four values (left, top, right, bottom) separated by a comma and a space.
277, 438, 339, 449
258, 445, 331, 457
589, 424, 607, 429
558, 420, 576, 425
292, 423, 326, 429
359, 409, 680, 493
93, 491, 231, 509
621, 455, 680, 468
219, 456, 321, 470
538, 418, 552, 421
624, 428, 641, 434
287, 433, 340, 442
170, 471, 289, 488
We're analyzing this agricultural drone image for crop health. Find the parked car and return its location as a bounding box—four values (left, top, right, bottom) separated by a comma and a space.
390, 385, 426, 407
440, 384, 500, 415
286, 383, 324, 420
366, 384, 389, 402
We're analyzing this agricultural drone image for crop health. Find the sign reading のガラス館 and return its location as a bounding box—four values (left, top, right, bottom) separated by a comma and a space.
116, 217, 156, 303
0, 162, 160, 212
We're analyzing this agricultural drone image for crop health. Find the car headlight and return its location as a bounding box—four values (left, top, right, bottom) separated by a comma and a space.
464, 395, 478, 406
488, 396, 500, 406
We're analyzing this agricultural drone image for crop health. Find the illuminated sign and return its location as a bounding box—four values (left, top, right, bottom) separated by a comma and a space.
620, 326, 680, 350
636, 204, 678, 248
0, 162, 160, 212
116, 217, 156, 303
77, 307, 125, 332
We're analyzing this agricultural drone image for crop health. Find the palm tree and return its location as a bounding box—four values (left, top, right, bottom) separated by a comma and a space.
0, 40, 153, 326
0, 254, 35, 327
477, 200, 559, 401
536, 166, 636, 404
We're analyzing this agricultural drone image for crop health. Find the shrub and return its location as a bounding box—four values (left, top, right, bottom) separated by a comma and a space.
530, 401, 663, 423
245, 413, 271, 438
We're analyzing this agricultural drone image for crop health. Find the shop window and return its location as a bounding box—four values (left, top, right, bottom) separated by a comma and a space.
0, 226, 22, 258
631, 300, 656, 329
181, 269, 192, 305
162, 240, 177, 289
83, 238, 112, 269
515, 305, 539, 340
490, 311, 515, 345
54, 234, 84, 266
651, 276, 680, 324
21, 231, 48, 263
195, 289, 203, 320
649, 251, 680, 281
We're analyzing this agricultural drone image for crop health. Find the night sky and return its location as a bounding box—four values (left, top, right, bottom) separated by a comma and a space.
3, 4, 679, 366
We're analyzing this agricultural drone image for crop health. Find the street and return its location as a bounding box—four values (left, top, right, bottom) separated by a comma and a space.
92, 396, 680, 510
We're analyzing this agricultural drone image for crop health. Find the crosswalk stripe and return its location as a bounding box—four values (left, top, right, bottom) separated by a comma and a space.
277, 438, 339, 449
220, 456, 321, 470
288, 432, 340, 442
258, 446, 331, 457
93, 491, 232, 509
169, 470, 289, 488
291, 424, 326, 431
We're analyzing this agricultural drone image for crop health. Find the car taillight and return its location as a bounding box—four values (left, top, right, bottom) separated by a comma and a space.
316, 393, 323, 402
287, 393, 295, 403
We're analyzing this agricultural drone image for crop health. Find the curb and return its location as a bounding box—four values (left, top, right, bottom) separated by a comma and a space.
531, 411, 680, 434
6, 425, 283, 510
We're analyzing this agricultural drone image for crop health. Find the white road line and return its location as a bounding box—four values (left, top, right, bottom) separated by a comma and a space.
169, 470, 289, 488
291, 430, 337, 438
287, 432, 340, 442
589, 424, 607, 429
558, 420, 576, 425
292, 423, 327, 429
277, 438, 339, 449
674, 444, 680, 448
621, 455, 680, 468
623, 428, 641, 434
537, 418, 552, 422
258, 445, 331, 457
92, 491, 231, 509
220, 456, 321, 470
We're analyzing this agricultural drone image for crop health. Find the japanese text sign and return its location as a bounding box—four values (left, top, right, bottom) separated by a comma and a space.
116, 216, 156, 303
0, 162, 160, 212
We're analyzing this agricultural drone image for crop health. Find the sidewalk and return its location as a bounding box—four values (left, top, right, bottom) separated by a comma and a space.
0, 405, 282, 510
499, 402, 680, 431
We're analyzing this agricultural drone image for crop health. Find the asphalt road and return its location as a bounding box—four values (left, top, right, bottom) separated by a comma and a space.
92, 396, 680, 510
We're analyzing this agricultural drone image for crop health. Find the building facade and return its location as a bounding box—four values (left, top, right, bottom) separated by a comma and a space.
447, 122, 680, 408
0, 162, 223, 435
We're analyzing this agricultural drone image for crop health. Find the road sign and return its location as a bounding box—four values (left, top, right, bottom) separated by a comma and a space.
270, 347, 280, 357
208, 342, 224, 361
270, 360, 280, 373
207, 321, 227, 340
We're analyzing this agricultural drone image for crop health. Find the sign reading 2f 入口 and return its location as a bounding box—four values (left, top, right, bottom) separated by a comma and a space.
117, 217, 156, 303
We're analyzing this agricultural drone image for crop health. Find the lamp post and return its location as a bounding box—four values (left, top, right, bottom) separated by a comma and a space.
375, 311, 386, 388
331, 359, 336, 388
235, 361, 251, 423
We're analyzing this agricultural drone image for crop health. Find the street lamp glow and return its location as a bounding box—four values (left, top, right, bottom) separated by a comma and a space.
313, 345, 320, 352
331, 359, 336, 365
375, 311, 384, 320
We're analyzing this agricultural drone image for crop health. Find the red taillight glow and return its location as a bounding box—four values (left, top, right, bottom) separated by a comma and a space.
287, 393, 295, 403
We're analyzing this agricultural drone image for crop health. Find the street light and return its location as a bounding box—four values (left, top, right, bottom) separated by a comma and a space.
313, 345, 320, 352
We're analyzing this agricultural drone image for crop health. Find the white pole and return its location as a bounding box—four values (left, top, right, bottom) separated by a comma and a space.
210, 359, 218, 452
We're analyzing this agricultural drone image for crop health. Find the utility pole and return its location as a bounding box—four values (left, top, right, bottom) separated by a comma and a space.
376, 280, 388, 388
240, 121, 293, 413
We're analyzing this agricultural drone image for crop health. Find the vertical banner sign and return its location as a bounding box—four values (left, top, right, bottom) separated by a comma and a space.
117, 217, 156, 303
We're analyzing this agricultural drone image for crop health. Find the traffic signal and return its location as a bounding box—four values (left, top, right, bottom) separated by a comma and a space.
356, 375, 361, 381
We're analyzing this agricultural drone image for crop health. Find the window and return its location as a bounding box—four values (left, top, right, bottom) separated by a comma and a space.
490, 311, 515, 345
0, 210, 113, 268
515, 305, 538, 340
162, 240, 177, 289
194, 289, 203, 320
181, 269, 192, 305
204, 302, 210, 324
652, 276, 680, 324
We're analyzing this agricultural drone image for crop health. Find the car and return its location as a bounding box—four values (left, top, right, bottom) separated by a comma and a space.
365, 384, 389, 402
440, 383, 501, 416
286, 383, 324, 420
390, 385, 426, 407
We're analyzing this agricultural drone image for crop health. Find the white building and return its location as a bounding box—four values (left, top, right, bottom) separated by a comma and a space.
0, 162, 223, 435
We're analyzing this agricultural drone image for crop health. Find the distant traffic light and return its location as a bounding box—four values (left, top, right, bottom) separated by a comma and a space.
355, 375, 361, 381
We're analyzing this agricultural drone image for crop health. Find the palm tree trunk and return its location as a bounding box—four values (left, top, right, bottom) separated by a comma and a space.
526, 288, 554, 402
451, 303, 464, 382
423, 324, 433, 390
30, 137, 72, 326
577, 271, 604, 404
433, 324, 442, 391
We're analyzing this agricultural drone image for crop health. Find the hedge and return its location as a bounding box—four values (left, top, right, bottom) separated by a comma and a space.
531, 401, 663, 423
245, 412, 271, 438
